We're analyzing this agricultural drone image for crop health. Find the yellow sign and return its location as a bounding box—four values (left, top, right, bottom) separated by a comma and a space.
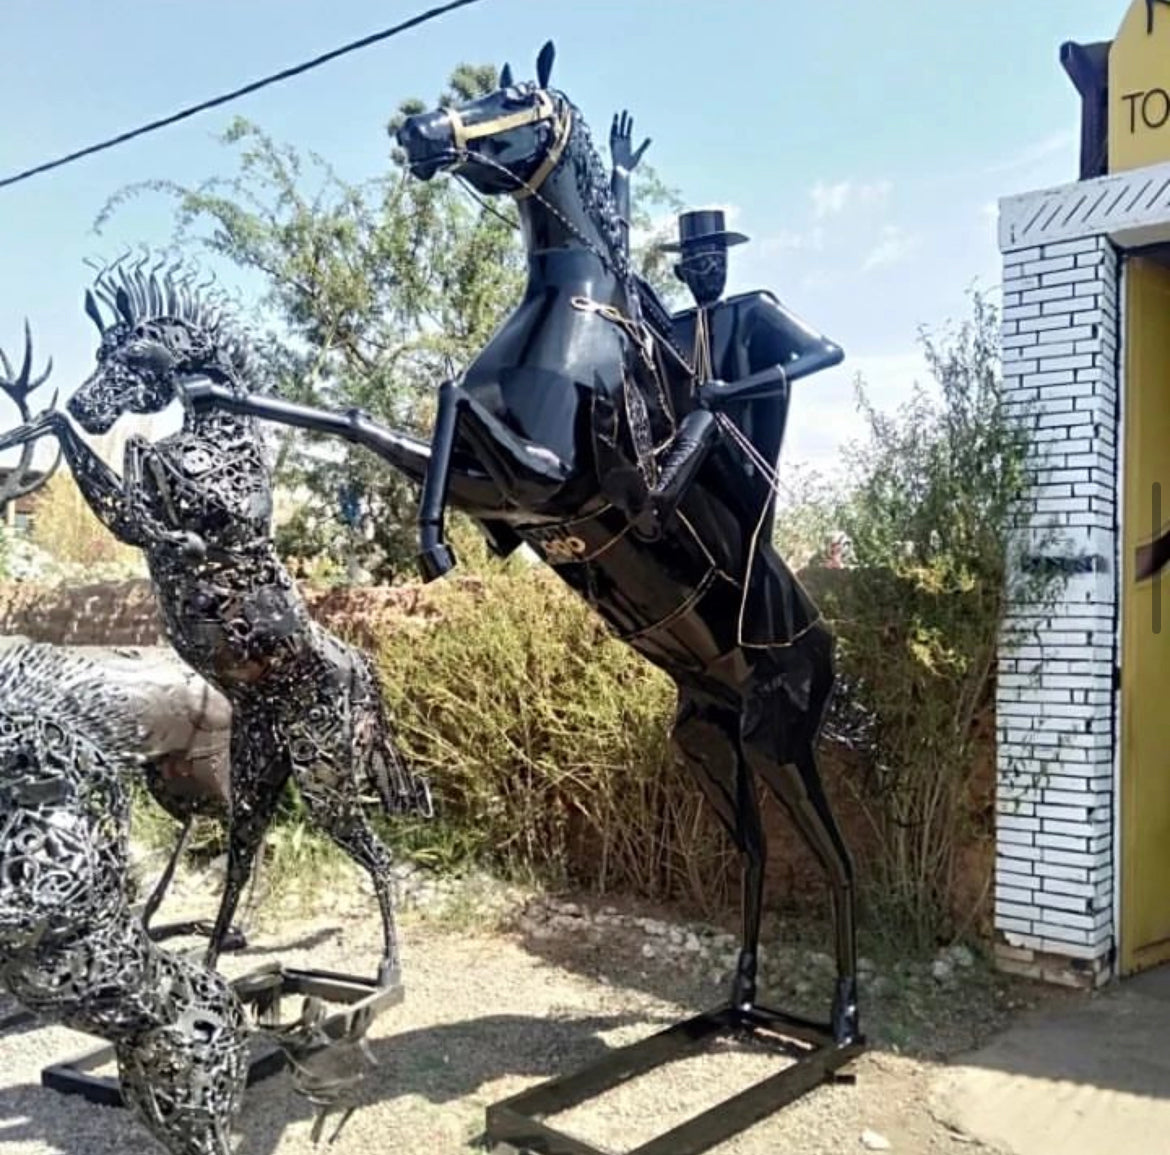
1110, 0, 1170, 172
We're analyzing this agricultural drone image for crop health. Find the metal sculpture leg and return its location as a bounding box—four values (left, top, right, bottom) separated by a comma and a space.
419, 380, 569, 580
141, 814, 193, 931
205, 727, 291, 972
673, 693, 766, 1009
142, 815, 249, 954
740, 701, 859, 1044
296, 782, 401, 988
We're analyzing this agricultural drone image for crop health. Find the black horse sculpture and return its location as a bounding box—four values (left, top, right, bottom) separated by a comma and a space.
187, 43, 861, 1063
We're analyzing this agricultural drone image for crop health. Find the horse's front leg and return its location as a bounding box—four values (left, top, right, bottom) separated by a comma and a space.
418, 380, 571, 580
0, 413, 158, 548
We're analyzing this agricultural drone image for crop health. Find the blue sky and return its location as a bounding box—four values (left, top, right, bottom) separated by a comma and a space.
0, 0, 1124, 480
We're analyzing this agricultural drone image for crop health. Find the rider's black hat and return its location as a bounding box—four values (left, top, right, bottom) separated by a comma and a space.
659, 208, 749, 252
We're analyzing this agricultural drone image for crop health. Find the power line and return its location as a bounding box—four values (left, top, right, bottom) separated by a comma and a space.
0, 0, 486, 192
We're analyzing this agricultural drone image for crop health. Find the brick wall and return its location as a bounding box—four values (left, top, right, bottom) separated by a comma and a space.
0, 578, 462, 650
995, 233, 1120, 986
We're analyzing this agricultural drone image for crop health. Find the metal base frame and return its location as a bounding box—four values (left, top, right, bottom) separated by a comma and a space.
146, 919, 248, 953
485, 1002, 864, 1155
39, 963, 403, 1107
41, 1034, 287, 1109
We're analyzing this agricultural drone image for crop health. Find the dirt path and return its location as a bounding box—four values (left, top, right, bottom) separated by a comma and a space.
0, 862, 1046, 1155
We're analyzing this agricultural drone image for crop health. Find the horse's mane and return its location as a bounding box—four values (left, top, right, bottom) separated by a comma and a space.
554, 91, 629, 283
0, 643, 143, 762
88, 258, 263, 393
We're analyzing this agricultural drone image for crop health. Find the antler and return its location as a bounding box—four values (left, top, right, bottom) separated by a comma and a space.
0, 322, 63, 508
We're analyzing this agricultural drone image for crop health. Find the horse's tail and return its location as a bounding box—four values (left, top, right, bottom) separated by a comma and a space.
357, 653, 434, 820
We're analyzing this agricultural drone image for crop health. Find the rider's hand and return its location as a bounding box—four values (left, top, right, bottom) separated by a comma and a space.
610, 111, 650, 175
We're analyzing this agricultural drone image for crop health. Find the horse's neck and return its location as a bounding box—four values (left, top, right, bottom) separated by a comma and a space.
517, 151, 627, 305
182, 407, 255, 445
179, 370, 259, 447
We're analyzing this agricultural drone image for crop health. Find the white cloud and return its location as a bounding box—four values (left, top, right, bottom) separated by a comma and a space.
810, 179, 892, 220
757, 226, 826, 255
861, 224, 917, 272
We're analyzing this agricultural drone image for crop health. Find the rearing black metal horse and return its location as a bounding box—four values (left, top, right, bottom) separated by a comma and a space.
189, 42, 860, 1049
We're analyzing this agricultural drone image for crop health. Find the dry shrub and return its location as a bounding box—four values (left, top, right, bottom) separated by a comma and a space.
377, 569, 735, 910
30, 469, 141, 571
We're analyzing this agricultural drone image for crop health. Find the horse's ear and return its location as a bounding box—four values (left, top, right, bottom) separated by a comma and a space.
536, 40, 555, 88
84, 289, 106, 334
115, 286, 134, 325
499, 62, 513, 88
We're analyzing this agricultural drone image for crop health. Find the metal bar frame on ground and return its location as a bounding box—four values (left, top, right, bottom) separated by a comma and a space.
38, 963, 403, 1107
485, 1002, 863, 1155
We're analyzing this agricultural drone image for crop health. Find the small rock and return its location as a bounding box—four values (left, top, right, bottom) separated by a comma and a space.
858, 956, 877, 976
868, 975, 893, 998
806, 950, 835, 973
931, 957, 954, 983
558, 902, 582, 918
948, 943, 975, 969
861, 1130, 891, 1150
641, 943, 656, 959
684, 933, 701, 953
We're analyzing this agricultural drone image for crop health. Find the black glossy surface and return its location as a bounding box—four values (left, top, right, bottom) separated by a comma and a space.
194, 42, 861, 1052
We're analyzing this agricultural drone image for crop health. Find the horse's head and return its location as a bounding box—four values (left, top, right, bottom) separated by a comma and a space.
70, 263, 243, 435
396, 41, 571, 197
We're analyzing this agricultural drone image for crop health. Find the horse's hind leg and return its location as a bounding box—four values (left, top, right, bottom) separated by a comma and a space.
672, 690, 766, 1010
739, 677, 860, 1043
141, 812, 193, 932
297, 773, 400, 988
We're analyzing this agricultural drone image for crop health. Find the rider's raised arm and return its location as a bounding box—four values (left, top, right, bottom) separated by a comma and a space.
609, 111, 651, 259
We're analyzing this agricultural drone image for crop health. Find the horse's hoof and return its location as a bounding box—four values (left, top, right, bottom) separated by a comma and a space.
417, 543, 457, 582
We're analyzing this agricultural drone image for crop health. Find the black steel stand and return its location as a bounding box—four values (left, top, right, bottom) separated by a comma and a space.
485, 1002, 863, 1155
38, 963, 403, 1107
146, 919, 248, 953
41, 1034, 287, 1108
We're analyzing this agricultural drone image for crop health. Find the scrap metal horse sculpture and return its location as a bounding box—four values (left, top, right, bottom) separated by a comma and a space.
0, 334, 235, 943
0, 274, 431, 984
189, 43, 862, 1067
0, 643, 249, 1155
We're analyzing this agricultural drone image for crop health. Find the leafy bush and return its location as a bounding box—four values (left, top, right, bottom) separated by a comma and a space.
376, 568, 736, 910
789, 293, 1059, 946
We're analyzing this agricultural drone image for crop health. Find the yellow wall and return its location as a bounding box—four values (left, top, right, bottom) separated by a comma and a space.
1110, 1, 1170, 172
1120, 255, 1170, 973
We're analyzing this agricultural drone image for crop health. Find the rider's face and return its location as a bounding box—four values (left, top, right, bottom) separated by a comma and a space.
674, 243, 727, 306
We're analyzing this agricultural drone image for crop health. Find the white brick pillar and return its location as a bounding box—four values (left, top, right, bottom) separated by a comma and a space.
995, 231, 1120, 987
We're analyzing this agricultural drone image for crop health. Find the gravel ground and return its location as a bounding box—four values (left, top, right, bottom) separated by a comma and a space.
0, 855, 1043, 1155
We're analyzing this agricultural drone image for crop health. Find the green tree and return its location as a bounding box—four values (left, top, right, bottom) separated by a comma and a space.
803, 292, 1062, 944
98, 65, 686, 580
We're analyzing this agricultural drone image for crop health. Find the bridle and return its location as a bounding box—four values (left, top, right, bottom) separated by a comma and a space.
447, 89, 572, 199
